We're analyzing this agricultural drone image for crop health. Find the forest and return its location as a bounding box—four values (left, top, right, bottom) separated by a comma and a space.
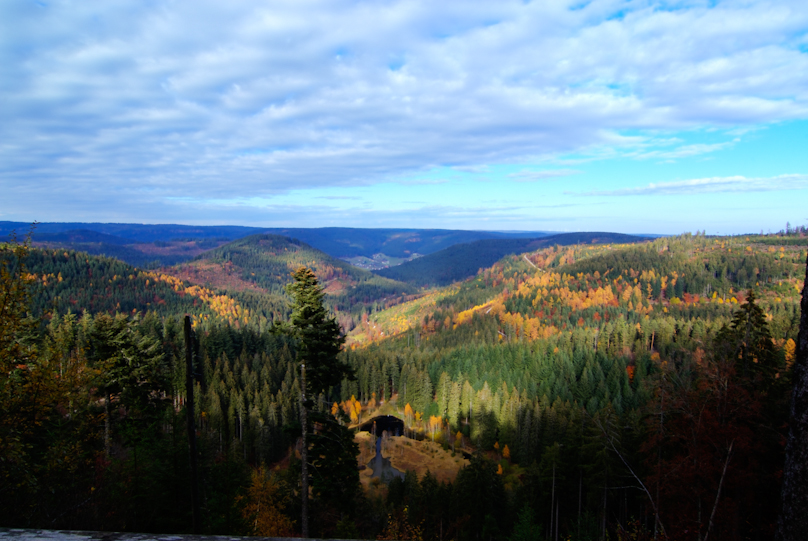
0, 228, 806, 541
375, 232, 645, 287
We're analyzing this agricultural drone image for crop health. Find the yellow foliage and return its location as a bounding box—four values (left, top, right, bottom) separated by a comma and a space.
785, 339, 796, 368
239, 465, 295, 537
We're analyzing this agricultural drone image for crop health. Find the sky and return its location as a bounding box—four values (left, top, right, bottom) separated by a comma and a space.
2, 0, 808, 235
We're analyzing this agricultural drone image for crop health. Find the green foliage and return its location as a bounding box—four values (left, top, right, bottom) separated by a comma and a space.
451, 454, 507, 540
509, 505, 543, 541
197, 234, 415, 315
0, 231, 801, 539
287, 266, 351, 395
377, 232, 645, 287
2, 246, 203, 317
308, 411, 361, 523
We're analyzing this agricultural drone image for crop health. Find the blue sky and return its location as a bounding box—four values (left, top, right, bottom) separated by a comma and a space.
2, 0, 807, 234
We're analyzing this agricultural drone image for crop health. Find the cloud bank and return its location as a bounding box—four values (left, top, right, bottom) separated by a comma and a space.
1, 0, 808, 220
577, 173, 808, 196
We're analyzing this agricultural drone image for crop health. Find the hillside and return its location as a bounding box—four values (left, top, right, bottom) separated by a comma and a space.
260, 227, 550, 259
1, 244, 259, 326
164, 233, 418, 328
31, 237, 233, 269
375, 231, 647, 287
3, 222, 552, 269
359, 233, 804, 343
1, 230, 805, 539
0, 221, 265, 243
3, 233, 421, 330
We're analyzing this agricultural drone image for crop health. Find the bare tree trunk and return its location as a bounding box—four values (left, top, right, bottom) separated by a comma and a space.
704, 441, 733, 541
185, 316, 201, 534
300, 360, 309, 538
550, 462, 555, 538
104, 388, 111, 459
777, 252, 808, 540
555, 502, 559, 541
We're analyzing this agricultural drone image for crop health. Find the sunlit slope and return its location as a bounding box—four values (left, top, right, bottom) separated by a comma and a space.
374, 232, 648, 287
167, 233, 417, 318
355, 234, 805, 345
3, 245, 254, 325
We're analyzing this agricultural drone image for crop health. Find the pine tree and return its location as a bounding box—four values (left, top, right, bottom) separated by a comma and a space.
285, 267, 352, 537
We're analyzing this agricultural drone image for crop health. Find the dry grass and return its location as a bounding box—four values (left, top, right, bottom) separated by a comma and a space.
355, 429, 469, 490
385, 436, 468, 484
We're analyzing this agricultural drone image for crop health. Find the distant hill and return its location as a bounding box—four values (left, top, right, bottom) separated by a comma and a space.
30, 236, 232, 269
259, 227, 550, 259
2, 222, 552, 269
0, 221, 265, 243
33, 229, 136, 245
2, 246, 230, 320
375, 232, 648, 287
166, 234, 417, 324
0, 222, 263, 268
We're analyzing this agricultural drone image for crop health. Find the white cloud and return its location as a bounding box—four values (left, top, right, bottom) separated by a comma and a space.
577, 173, 808, 196
509, 169, 582, 182
1, 0, 808, 216
395, 178, 451, 185
628, 140, 739, 160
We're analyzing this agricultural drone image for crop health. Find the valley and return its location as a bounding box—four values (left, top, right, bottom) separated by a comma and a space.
0, 225, 805, 540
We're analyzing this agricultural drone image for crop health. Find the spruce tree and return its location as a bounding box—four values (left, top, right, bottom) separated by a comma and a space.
286, 266, 352, 537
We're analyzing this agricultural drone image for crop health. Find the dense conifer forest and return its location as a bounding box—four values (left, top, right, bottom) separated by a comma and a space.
1, 228, 805, 540
375, 232, 647, 287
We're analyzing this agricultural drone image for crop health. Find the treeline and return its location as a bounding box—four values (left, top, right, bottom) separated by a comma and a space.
343, 233, 802, 539
375, 232, 646, 287
0, 300, 311, 532
2, 232, 805, 539
4, 247, 202, 317
344, 299, 793, 539
188, 233, 416, 322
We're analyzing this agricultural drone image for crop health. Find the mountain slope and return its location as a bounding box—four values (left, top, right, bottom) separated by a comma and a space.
353, 232, 804, 350
4, 222, 553, 269
256, 227, 551, 259
375, 232, 647, 287
1, 245, 259, 324
0, 221, 265, 243
166, 234, 417, 324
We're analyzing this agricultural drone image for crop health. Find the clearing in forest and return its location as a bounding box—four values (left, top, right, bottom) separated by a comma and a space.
356, 431, 468, 490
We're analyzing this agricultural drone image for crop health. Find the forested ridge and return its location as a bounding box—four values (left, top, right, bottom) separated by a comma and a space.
7, 233, 419, 332
169, 233, 417, 331
375, 231, 647, 287
1, 230, 805, 540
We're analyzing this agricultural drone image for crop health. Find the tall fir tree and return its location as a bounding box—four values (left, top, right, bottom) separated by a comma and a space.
286, 266, 353, 537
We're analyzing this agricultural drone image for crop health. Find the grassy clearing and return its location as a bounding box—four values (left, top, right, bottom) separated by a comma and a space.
383, 436, 468, 484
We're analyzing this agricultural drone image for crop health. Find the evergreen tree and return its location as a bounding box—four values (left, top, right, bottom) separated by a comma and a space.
285, 267, 353, 537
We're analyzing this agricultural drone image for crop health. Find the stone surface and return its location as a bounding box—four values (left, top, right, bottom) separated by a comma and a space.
0, 530, 365, 541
